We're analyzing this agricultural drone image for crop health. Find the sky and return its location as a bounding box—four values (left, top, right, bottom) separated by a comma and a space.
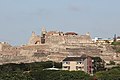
0, 0, 120, 45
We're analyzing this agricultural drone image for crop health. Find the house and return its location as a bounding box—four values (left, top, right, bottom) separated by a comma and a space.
117, 36, 120, 41
92, 37, 113, 44
62, 54, 93, 74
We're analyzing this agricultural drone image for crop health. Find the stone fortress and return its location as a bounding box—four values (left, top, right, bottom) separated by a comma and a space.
0, 27, 120, 64
28, 27, 92, 45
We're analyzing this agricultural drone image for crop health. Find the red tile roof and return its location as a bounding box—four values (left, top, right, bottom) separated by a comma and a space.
65, 32, 78, 35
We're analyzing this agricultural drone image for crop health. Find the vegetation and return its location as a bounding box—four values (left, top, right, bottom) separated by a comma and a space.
0, 61, 120, 80
111, 41, 120, 53
92, 57, 105, 73
0, 61, 92, 80
111, 42, 120, 45
94, 66, 120, 80
46, 71, 93, 80
109, 61, 116, 65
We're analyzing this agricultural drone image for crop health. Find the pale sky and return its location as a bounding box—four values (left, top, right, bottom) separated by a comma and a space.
0, 0, 120, 45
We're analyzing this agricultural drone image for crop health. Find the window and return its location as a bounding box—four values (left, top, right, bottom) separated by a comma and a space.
64, 66, 70, 70
89, 70, 91, 73
89, 66, 91, 68
76, 66, 83, 70
63, 61, 70, 64
77, 61, 82, 64
64, 66, 68, 68
79, 67, 82, 68
76, 66, 78, 70
68, 66, 70, 70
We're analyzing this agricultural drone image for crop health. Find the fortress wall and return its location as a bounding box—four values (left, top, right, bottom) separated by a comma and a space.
0, 44, 2, 51
21, 45, 50, 51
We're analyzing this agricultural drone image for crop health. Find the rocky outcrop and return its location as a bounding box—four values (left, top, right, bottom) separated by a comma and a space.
0, 42, 120, 64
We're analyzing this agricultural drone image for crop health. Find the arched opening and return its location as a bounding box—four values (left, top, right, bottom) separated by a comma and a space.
35, 41, 40, 44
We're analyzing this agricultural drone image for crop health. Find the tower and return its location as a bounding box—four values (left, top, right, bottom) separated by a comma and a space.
86, 32, 90, 36
114, 34, 116, 42
32, 31, 36, 37
41, 26, 46, 44
41, 26, 46, 37
28, 31, 37, 45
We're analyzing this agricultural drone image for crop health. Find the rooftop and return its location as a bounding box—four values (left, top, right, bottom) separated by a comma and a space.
65, 32, 78, 35
63, 54, 90, 61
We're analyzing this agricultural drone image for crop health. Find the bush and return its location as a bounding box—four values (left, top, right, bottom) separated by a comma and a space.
111, 42, 120, 45
110, 61, 115, 65
0, 62, 93, 80
95, 67, 120, 80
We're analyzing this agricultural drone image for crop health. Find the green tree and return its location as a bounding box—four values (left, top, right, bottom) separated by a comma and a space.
95, 67, 120, 80
47, 71, 93, 80
109, 61, 115, 65
92, 57, 105, 73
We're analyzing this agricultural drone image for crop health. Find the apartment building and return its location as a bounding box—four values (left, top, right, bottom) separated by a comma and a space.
62, 54, 93, 74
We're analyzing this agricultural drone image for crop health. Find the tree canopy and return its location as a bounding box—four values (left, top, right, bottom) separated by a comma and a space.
0, 61, 92, 80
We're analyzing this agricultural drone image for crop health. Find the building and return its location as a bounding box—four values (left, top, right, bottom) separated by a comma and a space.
28, 27, 92, 45
92, 37, 113, 44
62, 54, 93, 74
0, 42, 11, 51
117, 36, 120, 41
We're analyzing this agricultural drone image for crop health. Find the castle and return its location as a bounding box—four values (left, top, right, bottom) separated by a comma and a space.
28, 27, 92, 45
0, 27, 119, 64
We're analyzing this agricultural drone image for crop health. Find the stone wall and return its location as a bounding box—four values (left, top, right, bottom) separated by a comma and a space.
28, 30, 93, 45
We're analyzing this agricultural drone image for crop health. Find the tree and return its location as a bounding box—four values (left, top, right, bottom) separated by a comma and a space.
92, 57, 105, 73
47, 71, 93, 80
0, 61, 93, 80
95, 66, 120, 80
109, 61, 115, 65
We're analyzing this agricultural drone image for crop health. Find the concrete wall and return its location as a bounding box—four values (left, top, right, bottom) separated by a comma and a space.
69, 61, 77, 71
62, 61, 85, 71
84, 58, 88, 73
